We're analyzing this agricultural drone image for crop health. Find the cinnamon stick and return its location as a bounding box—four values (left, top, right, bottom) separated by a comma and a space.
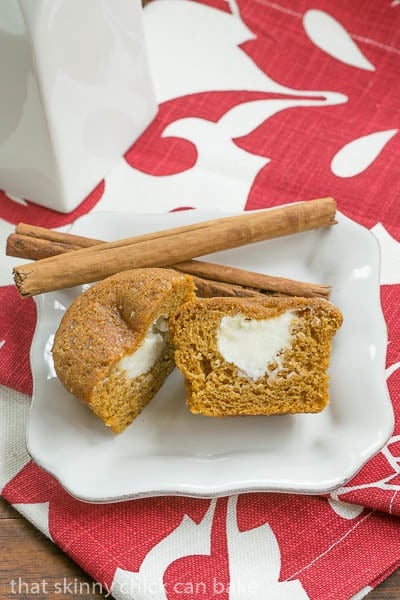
15, 222, 103, 247
174, 260, 329, 298
12, 198, 336, 297
7, 223, 103, 260
190, 275, 267, 299
7, 233, 84, 260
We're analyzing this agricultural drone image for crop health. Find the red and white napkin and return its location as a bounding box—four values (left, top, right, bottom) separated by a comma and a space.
1, 1, 400, 598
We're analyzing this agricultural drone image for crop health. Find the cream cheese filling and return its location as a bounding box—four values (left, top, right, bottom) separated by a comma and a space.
216, 312, 297, 380
116, 316, 168, 379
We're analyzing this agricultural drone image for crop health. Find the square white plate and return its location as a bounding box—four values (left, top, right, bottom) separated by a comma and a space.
27, 210, 394, 501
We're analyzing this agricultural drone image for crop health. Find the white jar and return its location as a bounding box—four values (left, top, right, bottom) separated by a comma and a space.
0, 0, 157, 213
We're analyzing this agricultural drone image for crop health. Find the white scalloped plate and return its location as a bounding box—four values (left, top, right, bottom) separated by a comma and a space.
27, 210, 394, 502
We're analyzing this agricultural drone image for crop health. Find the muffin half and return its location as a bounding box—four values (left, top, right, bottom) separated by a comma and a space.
170, 296, 343, 417
52, 268, 195, 433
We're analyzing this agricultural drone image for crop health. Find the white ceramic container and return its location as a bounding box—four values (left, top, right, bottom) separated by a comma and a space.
0, 0, 157, 212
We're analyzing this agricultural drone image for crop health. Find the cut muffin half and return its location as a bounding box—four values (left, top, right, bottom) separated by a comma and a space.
170, 296, 343, 417
52, 268, 195, 433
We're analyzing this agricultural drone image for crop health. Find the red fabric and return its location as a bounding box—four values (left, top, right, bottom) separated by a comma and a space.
4, 463, 400, 599
0, 286, 36, 395
1, 1, 400, 598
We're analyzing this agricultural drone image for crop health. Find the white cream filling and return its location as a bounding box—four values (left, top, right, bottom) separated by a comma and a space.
216, 312, 297, 380
116, 316, 168, 379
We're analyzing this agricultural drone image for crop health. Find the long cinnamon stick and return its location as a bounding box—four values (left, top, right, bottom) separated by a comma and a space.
16, 197, 337, 266
13, 198, 336, 297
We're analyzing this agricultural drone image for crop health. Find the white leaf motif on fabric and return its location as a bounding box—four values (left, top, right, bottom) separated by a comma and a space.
99, 1, 348, 212
0, 340, 5, 350
303, 9, 375, 71
13, 502, 52, 539
110, 500, 216, 600
331, 129, 398, 178
370, 223, 400, 285
327, 497, 364, 519
99, 90, 346, 213
144, 1, 346, 101
226, 496, 309, 599
111, 496, 309, 600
